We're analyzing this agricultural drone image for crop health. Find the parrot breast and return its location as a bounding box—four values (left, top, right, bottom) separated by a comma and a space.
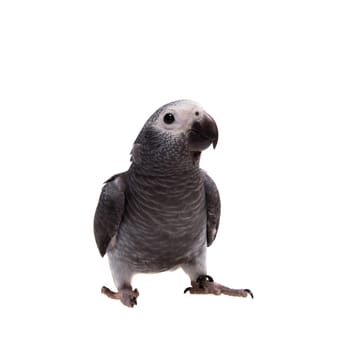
113, 168, 207, 273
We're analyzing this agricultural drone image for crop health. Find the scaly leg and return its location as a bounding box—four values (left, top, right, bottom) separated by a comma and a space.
101, 286, 139, 307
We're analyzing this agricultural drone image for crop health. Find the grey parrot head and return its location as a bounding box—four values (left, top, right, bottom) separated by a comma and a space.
131, 100, 218, 173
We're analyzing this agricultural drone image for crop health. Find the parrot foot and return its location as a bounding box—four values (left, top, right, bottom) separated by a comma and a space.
184, 275, 254, 299
101, 286, 139, 307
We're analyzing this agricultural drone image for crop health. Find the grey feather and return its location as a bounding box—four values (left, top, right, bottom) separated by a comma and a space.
93, 173, 127, 257
201, 170, 221, 246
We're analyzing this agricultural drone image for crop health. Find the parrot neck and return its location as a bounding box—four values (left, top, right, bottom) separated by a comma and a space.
130, 158, 201, 177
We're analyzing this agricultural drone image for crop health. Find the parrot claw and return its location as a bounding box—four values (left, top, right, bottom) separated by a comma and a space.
244, 289, 254, 299
184, 287, 192, 294
101, 286, 140, 307
184, 275, 214, 293
197, 275, 214, 284
184, 276, 253, 299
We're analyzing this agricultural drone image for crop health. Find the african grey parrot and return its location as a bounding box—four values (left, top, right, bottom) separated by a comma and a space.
94, 100, 253, 307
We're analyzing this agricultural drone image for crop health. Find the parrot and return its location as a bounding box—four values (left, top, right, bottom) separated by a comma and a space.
94, 100, 253, 307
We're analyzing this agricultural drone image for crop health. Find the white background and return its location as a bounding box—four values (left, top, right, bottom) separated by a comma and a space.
1, 1, 349, 348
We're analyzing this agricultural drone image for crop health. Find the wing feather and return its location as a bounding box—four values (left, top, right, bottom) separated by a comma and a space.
202, 171, 221, 247
93, 173, 127, 257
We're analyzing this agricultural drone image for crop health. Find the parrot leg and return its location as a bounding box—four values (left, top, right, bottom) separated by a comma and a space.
101, 286, 139, 307
184, 275, 253, 298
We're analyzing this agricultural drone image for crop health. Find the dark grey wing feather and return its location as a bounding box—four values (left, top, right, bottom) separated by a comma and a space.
202, 171, 221, 247
93, 173, 127, 257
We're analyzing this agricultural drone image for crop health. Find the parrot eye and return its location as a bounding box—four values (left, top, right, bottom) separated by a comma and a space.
163, 113, 175, 124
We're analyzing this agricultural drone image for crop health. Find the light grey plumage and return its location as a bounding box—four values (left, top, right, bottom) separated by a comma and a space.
94, 100, 252, 307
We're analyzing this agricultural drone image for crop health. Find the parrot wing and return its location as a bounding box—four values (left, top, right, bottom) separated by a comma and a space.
93, 172, 127, 257
202, 171, 221, 247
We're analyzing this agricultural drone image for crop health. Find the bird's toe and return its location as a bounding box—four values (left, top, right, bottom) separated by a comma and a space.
196, 275, 214, 284
120, 288, 139, 308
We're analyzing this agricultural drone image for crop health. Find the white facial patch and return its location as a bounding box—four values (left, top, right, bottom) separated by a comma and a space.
153, 100, 205, 135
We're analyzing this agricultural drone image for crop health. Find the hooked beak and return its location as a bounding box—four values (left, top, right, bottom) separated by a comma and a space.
188, 114, 219, 152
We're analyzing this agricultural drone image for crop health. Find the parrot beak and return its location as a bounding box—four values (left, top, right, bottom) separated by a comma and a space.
188, 114, 219, 151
